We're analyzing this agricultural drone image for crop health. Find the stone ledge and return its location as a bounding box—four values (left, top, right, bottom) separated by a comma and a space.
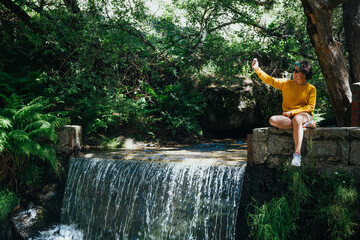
252, 127, 360, 179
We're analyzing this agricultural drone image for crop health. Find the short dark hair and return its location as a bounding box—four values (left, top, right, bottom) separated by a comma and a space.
299, 59, 312, 80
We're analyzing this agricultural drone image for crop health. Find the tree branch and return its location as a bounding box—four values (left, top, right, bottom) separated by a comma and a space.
207, 21, 238, 33
122, 26, 159, 52
325, 0, 349, 10
227, 5, 288, 39
157, 19, 239, 58
100, 23, 159, 52
0, 0, 39, 32
191, 6, 214, 50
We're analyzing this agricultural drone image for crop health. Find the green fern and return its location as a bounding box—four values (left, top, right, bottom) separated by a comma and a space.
0, 95, 69, 189
0, 117, 12, 129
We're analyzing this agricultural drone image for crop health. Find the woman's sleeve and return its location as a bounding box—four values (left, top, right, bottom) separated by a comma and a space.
254, 68, 284, 90
291, 87, 317, 116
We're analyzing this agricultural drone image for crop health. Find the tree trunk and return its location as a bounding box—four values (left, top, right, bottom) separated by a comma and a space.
301, 0, 352, 126
343, 0, 360, 84
0, 0, 39, 32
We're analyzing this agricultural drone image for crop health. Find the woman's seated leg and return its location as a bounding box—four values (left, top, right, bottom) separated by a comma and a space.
292, 113, 311, 153
269, 115, 293, 129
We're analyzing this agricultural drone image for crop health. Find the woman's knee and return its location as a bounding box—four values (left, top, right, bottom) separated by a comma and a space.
292, 114, 306, 126
269, 116, 280, 127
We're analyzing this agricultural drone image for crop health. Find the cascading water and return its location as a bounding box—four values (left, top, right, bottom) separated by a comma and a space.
59, 155, 246, 240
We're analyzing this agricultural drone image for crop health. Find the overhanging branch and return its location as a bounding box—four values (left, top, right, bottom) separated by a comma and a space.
0, 0, 39, 32
227, 5, 288, 39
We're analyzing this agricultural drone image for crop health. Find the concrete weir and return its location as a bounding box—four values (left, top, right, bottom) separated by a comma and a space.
80, 139, 248, 166
50, 130, 249, 240
60, 139, 247, 240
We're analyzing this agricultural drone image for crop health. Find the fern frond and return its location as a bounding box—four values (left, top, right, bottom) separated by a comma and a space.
0, 107, 16, 120
13, 104, 47, 130
29, 127, 57, 143
0, 130, 8, 153
41, 145, 59, 176
27, 96, 46, 106
43, 103, 56, 111
26, 140, 43, 158
29, 126, 55, 138
0, 93, 24, 109
8, 130, 30, 143
0, 130, 7, 139
32, 113, 46, 122
7, 130, 35, 158
49, 117, 70, 129
0, 117, 12, 129
15, 103, 44, 120
26, 120, 51, 131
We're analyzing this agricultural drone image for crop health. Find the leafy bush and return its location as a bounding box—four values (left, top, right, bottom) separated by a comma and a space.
0, 69, 45, 103
145, 82, 205, 137
69, 91, 151, 136
248, 167, 359, 239
0, 94, 69, 190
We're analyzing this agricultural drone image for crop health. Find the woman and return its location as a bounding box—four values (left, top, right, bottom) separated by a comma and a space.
252, 58, 316, 167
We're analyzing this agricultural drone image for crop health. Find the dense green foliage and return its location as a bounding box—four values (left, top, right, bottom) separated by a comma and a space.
0, 0, 340, 143
0, 0, 346, 223
248, 167, 360, 239
0, 188, 19, 222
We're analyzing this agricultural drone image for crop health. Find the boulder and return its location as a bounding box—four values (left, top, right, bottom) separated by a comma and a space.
22, 183, 64, 222
11, 203, 49, 239
200, 77, 281, 135
11, 183, 65, 239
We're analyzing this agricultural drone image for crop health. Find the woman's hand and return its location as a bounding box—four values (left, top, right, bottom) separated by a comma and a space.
252, 58, 259, 71
283, 111, 292, 118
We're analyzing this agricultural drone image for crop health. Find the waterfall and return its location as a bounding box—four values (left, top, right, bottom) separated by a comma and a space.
60, 157, 246, 240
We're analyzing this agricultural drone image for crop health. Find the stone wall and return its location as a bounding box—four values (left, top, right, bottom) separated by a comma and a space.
250, 127, 360, 179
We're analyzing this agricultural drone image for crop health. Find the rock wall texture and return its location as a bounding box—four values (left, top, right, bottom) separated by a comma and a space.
200, 77, 282, 134
252, 127, 360, 179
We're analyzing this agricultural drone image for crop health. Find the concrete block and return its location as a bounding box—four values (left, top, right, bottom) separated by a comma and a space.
56, 125, 82, 154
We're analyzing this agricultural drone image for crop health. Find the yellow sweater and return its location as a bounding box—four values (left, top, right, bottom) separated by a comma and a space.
255, 68, 316, 116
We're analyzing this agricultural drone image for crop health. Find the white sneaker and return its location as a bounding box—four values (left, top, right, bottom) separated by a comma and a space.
291, 153, 301, 167
303, 120, 316, 129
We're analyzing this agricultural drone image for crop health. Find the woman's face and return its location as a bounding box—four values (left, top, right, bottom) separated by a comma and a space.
293, 66, 306, 82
